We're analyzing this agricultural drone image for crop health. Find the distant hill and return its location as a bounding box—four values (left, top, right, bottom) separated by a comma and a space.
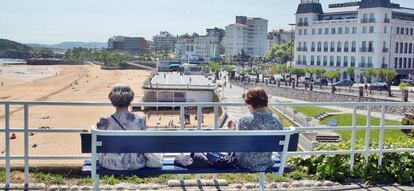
28, 42, 107, 50
0, 39, 55, 59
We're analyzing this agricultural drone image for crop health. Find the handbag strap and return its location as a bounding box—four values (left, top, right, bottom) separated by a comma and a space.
111, 115, 127, 130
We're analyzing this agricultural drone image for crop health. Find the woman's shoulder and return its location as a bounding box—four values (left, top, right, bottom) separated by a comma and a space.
97, 117, 110, 129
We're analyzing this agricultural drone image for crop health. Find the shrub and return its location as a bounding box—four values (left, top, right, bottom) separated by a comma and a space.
34, 172, 64, 185
101, 175, 120, 185
290, 141, 414, 185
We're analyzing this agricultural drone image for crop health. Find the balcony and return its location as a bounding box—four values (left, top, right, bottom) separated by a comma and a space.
382, 63, 388, 68
311, 48, 315, 52
330, 48, 335, 52
344, 48, 349, 52
351, 48, 356, 52
368, 48, 374, 52
297, 22, 309, 27
360, 47, 367, 52
303, 47, 308, 52
384, 18, 391, 23
383, 48, 389, 53
361, 18, 376, 23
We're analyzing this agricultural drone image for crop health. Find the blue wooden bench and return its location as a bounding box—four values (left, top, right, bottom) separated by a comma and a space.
81, 127, 299, 191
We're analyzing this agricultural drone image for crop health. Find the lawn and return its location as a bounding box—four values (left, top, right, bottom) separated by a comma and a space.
293, 106, 339, 117
269, 107, 297, 128
320, 114, 409, 144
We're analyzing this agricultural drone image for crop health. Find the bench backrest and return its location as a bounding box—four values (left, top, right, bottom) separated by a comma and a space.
83, 128, 299, 153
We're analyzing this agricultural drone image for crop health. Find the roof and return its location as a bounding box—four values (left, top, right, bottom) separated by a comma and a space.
324, 6, 359, 14
146, 72, 215, 91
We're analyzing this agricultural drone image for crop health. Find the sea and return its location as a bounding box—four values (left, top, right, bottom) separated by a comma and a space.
0, 58, 27, 65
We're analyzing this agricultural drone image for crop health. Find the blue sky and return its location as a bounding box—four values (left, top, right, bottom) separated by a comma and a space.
0, 0, 413, 44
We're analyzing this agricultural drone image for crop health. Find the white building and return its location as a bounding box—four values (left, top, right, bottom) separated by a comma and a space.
294, 0, 414, 82
175, 29, 222, 61
224, 16, 268, 58
267, 29, 295, 53
153, 31, 177, 53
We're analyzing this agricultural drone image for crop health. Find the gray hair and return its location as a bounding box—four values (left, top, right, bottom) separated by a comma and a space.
108, 84, 135, 108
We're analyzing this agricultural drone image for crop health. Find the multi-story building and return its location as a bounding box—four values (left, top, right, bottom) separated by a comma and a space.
175, 29, 222, 61
153, 31, 177, 53
224, 16, 268, 58
108, 36, 149, 54
267, 29, 295, 53
294, 0, 414, 82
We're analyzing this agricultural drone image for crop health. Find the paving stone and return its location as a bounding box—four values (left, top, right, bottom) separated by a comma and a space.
231, 184, 243, 189
244, 183, 255, 189
59, 185, 70, 191
48, 185, 60, 191
291, 181, 301, 187
69, 185, 80, 190
314, 181, 324, 187
139, 184, 150, 190
281, 182, 290, 188
303, 180, 314, 187
269, 182, 278, 188
323, 180, 334, 187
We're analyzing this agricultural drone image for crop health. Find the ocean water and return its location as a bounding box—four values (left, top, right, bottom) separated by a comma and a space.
0, 58, 27, 64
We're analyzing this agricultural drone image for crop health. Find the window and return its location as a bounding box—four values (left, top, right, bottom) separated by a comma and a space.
368, 41, 373, 52
399, 58, 403, 68
325, 28, 329, 34
299, 29, 303, 35
400, 43, 404, 53
369, 13, 375, 21
410, 43, 413, 54
317, 56, 321, 65
318, 28, 323, 35
397, 27, 400, 34
344, 56, 349, 67
411, 28, 414, 35
303, 42, 307, 51
330, 41, 335, 52
338, 27, 343, 34
311, 56, 315, 65
331, 28, 336, 34
394, 57, 398, 68
369, 26, 374, 33
324, 41, 329, 52
304, 29, 308, 35
352, 27, 357, 34
343, 41, 349, 52
330, 56, 335, 66
361, 56, 366, 67
303, 55, 307, 65
368, 57, 373, 67
362, 41, 367, 52
312, 28, 316, 35
337, 41, 342, 52
396, 42, 399, 53
363, 26, 367, 33
317, 42, 322, 52
384, 26, 388, 33
336, 56, 341, 67
323, 56, 328, 66
345, 27, 350, 34
351, 56, 356, 67
311, 42, 315, 51
404, 58, 407, 68
407, 28, 409, 35
405, 43, 408, 54
351, 41, 356, 52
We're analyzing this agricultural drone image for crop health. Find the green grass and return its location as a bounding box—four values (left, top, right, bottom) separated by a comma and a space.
293, 106, 339, 117
101, 175, 120, 185
320, 114, 408, 143
34, 172, 64, 185
0, 170, 5, 183
269, 108, 297, 127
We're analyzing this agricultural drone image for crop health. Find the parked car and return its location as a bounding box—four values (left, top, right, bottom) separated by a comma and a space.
369, 82, 388, 91
333, 80, 354, 87
314, 78, 328, 86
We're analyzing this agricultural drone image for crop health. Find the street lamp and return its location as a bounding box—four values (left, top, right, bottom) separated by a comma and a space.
289, 23, 296, 68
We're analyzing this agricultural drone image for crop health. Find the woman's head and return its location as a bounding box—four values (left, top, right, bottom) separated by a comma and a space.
244, 87, 268, 110
108, 84, 135, 108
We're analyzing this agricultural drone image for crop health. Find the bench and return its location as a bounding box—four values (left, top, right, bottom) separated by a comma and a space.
81, 127, 299, 191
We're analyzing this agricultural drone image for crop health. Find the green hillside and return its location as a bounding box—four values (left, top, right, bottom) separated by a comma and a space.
0, 39, 54, 59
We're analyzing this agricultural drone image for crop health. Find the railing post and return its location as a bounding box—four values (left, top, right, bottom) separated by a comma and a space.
378, 106, 386, 166
180, 106, 185, 130
23, 104, 29, 189
197, 106, 202, 130
364, 106, 372, 164
214, 106, 218, 130
4, 104, 10, 189
350, 107, 357, 171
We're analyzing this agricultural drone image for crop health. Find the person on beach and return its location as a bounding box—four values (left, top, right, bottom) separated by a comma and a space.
96, 84, 162, 170
235, 87, 284, 171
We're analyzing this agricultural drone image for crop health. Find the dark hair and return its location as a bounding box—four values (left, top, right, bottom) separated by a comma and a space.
108, 84, 135, 108
244, 87, 268, 109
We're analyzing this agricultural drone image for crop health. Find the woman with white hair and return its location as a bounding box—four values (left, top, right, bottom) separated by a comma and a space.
97, 84, 161, 170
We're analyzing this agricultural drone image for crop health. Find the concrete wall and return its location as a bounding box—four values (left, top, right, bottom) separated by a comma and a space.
186, 91, 213, 102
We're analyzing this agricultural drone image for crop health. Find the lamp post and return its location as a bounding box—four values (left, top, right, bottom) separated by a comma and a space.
289, 23, 296, 68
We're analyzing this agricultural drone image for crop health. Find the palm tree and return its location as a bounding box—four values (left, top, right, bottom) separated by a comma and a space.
377, 69, 397, 97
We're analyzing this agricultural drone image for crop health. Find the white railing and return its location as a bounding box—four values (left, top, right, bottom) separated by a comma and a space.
1, 101, 414, 188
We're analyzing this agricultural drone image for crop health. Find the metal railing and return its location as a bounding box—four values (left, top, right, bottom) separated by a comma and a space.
1, 101, 414, 188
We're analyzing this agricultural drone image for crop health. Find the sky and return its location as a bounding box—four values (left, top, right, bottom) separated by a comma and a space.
1, 0, 414, 44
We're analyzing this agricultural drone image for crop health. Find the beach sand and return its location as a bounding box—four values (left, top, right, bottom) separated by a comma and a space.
0, 63, 215, 165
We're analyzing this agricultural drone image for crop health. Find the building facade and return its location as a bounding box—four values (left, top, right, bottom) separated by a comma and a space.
175, 29, 223, 61
153, 31, 177, 53
267, 29, 295, 53
224, 16, 268, 58
108, 36, 149, 54
294, 0, 414, 82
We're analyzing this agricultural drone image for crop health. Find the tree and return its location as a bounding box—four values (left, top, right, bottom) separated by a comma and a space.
267, 41, 294, 63
324, 70, 341, 93
209, 62, 221, 80
252, 68, 262, 83
306, 67, 317, 80
290, 67, 306, 87
346, 67, 355, 82
377, 69, 397, 97
363, 68, 377, 83
275, 64, 290, 86
315, 68, 326, 78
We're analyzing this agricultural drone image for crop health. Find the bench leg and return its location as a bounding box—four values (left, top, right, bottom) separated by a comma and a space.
259, 172, 266, 191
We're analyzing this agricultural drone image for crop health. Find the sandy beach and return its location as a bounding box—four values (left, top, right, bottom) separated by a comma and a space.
0, 63, 215, 165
